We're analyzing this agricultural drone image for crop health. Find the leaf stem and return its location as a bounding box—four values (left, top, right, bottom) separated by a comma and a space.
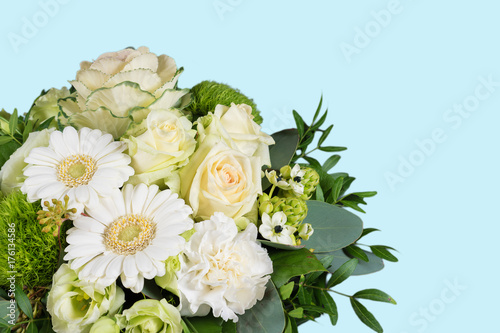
302, 284, 351, 298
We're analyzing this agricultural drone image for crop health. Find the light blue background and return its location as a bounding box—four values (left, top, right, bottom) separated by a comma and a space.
1, 1, 498, 332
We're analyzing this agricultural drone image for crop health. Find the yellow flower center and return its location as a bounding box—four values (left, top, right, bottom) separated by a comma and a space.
104, 214, 156, 255
56, 154, 97, 187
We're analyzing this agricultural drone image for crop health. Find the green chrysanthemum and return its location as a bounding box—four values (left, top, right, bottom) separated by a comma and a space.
0, 191, 70, 288
187, 80, 262, 124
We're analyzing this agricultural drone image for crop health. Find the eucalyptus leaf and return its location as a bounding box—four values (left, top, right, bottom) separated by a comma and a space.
140, 278, 162, 299
237, 281, 285, 333
184, 316, 223, 333
302, 201, 363, 253
263, 129, 299, 190
259, 240, 304, 251
269, 248, 326, 288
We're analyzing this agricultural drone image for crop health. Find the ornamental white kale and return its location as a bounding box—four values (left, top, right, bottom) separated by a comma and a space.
177, 212, 273, 322
64, 184, 194, 293
59, 46, 188, 139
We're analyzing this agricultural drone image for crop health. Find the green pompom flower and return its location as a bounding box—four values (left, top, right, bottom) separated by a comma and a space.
0, 191, 70, 288
187, 80, 262, 124
259, 194, 308, 226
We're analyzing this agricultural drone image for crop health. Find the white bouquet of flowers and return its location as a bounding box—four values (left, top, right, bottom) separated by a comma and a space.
0, 47, 397, 333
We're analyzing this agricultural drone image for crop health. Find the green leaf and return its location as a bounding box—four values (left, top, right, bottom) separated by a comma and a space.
269, 248, 326, 288
300, 304, 336, 317
312, 95, 323, 124
0, 299, 18, 327
284, 315, 298, 333
315, 183, 324, 201
297, 284, 312, 305
0, 140, 21, 169
344, 244, 369, 262
8, 109, 18, 136
0, 317, 10, 328
237, 281, 285, 333
222, 320, 237, 333
331, 176, 344, 203
40, 318, 55, 333
318, 146, 347, 152
140, 278, 162, 299
0, 289, 7, 299
288, 307, 303, 319
15, 284, 32, 320
318, 124, 333, 146
37, 116, 55, 131
350, 298, 383, 333
327, 258, 358, 288
279, 282, 295, 300
263, 129, 300, 190
26, 321, 39, 333
353, 289, 397, 305
314, 289, 338, 325
320, 249, 384, 276
259, 240, 304, 251
184, 316, 223, 333
23, 119, 35, 143
302, 201, 363, 253
0, 136, 13, 145
322, 154, 341, 172
302, 156, 322, 170
292, 110, 305, 137
360, 228, 380, 239
370, 246, 398, 262
311, 109, 327, 131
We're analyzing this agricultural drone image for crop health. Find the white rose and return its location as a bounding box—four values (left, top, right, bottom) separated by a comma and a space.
179, 135, 261, 223
177, 212, 273, 322
47, 264, 125, 333
0, 128, 54, 195
198, 103, 274, 167
123, 109, 196, 192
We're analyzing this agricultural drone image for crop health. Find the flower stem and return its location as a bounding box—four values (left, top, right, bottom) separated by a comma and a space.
302, 284, 351, 298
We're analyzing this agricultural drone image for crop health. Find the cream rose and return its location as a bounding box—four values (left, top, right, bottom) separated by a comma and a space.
123, 109, 196, 192
198, 103, 274, 167
0, 128, 54, 195
179, 135, 261, 223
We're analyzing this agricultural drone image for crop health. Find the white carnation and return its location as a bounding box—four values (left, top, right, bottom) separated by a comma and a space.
177, 212, 273, 322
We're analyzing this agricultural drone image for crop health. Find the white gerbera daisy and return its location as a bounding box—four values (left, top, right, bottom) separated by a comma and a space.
259, 212, 296, 245
21, 126, 134, 215
64, 184, 194, 293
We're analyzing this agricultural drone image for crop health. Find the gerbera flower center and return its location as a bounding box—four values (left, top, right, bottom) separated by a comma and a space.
56, 154, 97, 187
104, 214, 156, 255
